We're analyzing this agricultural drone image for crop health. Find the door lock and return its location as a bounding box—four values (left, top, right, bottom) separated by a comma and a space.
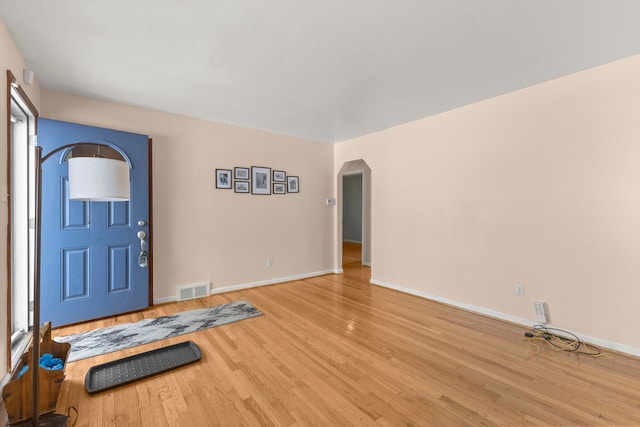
137, 230, 148, 268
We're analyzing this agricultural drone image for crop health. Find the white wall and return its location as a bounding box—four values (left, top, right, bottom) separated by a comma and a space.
335, 54, 640, 355
41, 90, 334, 302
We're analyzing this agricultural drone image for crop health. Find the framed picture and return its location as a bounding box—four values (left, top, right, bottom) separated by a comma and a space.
234, 181, 250, 193
273, 170, 286, 182
234, 167, 249, 180
273, 183, 286, 194
287, 176, 299, 193
251, 166, 271, 195
215, 169, 232, 189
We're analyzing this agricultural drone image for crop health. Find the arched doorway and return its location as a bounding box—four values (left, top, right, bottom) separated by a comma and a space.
337, 159, 371, 270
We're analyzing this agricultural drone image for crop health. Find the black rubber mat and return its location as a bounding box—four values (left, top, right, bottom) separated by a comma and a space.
85, 340, 201, 393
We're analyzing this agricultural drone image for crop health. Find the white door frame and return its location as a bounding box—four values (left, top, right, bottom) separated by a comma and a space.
337, 159, 371, 270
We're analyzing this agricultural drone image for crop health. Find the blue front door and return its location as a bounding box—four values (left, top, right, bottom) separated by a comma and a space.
38, 118, 150, 326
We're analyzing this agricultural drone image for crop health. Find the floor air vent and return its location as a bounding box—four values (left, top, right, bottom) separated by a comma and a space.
177, 282, 210, 301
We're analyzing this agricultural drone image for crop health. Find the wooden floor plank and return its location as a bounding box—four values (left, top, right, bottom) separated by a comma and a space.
48, 241, 640, 426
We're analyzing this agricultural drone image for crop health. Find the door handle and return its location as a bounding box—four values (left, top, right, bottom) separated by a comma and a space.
137, 230, 148, 268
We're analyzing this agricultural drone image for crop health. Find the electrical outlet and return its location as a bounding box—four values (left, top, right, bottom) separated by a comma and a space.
514, 284, 524, 296
266, 258, 272, 267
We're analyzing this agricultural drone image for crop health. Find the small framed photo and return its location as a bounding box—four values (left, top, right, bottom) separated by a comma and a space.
252, 166, 271, 195
287, 176, 299, 193
273, 183, 286, 194
216, 169, 232, 189
273, 170, 286, 182
234, 167, 249, 180
234, 181, 250, 193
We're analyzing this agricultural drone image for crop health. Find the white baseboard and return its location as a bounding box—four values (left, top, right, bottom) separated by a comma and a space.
210, 270, 335, 295
370, 278, 640, 358
362, 261, 371, 267
154, 269, 336, 304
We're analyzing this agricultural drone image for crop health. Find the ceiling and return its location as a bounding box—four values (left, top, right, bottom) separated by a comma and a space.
2, 1, 640, 143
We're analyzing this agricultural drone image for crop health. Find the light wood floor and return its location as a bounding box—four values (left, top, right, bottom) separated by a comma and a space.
47, 242, 640, 426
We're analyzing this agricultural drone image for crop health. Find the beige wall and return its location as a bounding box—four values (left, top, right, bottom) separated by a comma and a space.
40, 90, 335, 302
5, 17, 640, 372
335, 54, 640, 354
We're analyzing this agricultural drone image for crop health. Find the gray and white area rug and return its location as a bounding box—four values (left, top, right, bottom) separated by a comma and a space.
55, 299, 262, 362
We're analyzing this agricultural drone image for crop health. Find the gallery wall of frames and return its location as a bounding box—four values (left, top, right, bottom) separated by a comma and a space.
215, 166, 299, 195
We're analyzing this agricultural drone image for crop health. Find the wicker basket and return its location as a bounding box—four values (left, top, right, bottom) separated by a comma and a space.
2, 322, 71, 425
